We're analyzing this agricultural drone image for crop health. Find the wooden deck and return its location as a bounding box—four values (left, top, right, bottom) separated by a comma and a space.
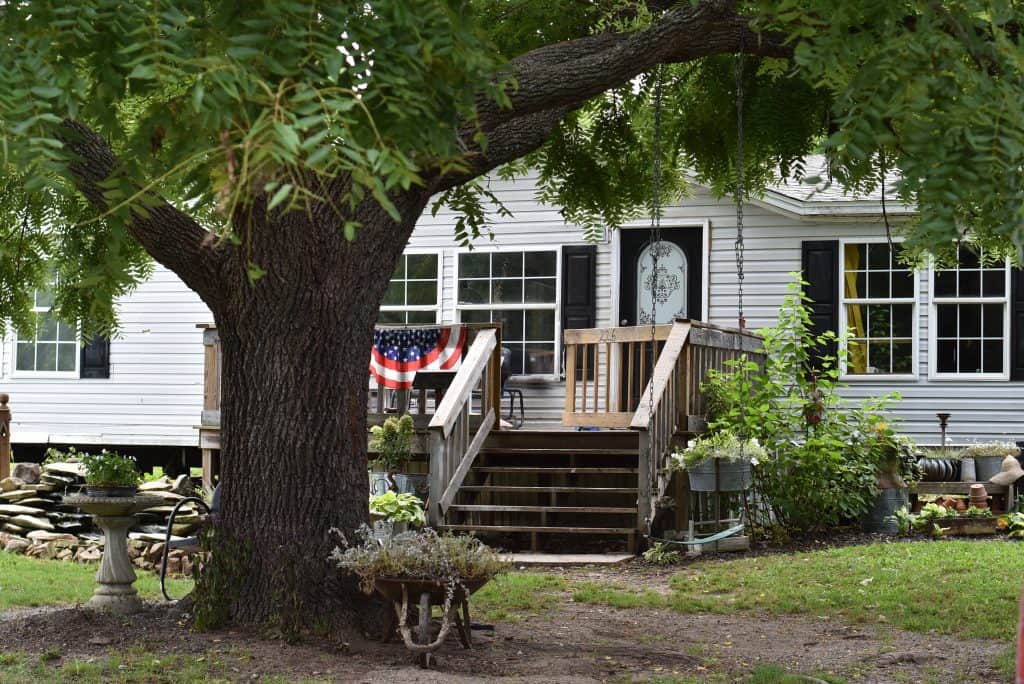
196, 319, 765, 550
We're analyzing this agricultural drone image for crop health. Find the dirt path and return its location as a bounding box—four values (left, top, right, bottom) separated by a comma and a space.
0, 567, 1011, 683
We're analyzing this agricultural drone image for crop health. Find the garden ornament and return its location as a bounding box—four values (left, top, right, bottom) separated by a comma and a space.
989, 455, 1024, 487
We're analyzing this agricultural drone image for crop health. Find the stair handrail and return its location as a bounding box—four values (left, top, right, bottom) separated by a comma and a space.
629, 320, 692, 533
427, 328, 499, 526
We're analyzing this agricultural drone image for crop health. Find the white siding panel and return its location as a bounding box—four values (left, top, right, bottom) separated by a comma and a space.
0, 264, 212, 447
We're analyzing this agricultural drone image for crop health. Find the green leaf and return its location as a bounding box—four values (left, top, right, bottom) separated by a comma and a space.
268, 183, 292, 210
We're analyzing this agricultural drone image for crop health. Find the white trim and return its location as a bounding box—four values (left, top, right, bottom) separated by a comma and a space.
453, 246, 560, 379
10, 289, 81, 379
837, 237, 919, 381
379, 249, 443, 325
927, 255, 1011, 381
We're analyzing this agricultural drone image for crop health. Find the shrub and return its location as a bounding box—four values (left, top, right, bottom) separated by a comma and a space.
81, 450, 141, 487
330, 528, 509, 594
702, 278, 914, 532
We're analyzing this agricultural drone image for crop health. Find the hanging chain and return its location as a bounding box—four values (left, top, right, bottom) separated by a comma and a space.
647, 66, 664, 422
734, 43, 746, 330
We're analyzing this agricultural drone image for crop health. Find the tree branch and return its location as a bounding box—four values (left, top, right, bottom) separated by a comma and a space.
432, 107, 569, 194
478, 0, 790, 133
58, 120, 227, 308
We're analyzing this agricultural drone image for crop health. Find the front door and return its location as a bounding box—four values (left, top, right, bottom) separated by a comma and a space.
619, 227, 703, 326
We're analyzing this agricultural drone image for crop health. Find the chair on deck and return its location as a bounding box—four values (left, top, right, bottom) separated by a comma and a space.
501, 347, 525, 429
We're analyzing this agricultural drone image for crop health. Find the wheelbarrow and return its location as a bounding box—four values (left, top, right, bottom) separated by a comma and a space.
374, 576, 487, 667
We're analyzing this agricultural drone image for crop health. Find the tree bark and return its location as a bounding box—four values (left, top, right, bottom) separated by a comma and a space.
202, 187, 430, 635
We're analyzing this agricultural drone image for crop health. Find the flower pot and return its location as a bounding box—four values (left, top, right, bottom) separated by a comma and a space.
975, 456, 1005, 482
863, 488, 908, 534
392, 473, 429, 500
687, 459, 752, 492
369, 471, 393, 496
372, 519, 407, 541
83, 485, 139, 498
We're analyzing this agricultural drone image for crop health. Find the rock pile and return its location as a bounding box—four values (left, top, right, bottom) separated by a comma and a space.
0, 462, 205, 576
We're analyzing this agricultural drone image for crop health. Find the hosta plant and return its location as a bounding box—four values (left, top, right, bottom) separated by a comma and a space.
369, 491, 426, 527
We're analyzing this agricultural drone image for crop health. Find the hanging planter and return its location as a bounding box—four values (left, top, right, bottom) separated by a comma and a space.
670, 431, 764, 492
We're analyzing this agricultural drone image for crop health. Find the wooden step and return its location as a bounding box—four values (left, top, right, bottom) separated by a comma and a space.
473, 466, 638, 474
449, 504, 637, 514
480, 448, 637, 457
459, 485, 638, 494
440, 524, 636, 534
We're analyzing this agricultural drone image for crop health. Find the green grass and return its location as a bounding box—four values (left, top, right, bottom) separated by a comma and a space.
472, 571, 567, 622
574, 540, 1024, 641
0, 554, 193, 610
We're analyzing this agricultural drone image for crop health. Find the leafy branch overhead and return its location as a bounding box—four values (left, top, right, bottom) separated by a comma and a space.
1, 0, 1022, 333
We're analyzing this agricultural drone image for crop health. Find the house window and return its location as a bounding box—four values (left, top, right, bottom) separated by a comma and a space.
378, 253, 441, 325
931, 245, 1009, 377
14, 287, 79, 375
457, 250, 558, 376
840, 242, 916, 376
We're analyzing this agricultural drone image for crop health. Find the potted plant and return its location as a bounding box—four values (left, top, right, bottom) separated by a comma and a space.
369, 415, 424, 497
961, 442, 1020, 482
369, 491, 426, 539
670, 430, 766, 492
331, 528, 509, 665
863, 421, 917, 534
81, 450, 142, 497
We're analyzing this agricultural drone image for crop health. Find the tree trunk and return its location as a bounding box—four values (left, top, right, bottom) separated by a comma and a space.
196, 195, 426, 636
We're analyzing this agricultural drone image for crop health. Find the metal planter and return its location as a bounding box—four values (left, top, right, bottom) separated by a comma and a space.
687, 459, 752, 492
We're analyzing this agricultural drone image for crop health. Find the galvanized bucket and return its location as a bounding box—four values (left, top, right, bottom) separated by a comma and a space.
864, 488, 908, 534
369, 471, 393, 496
687, 459, 752, 492
392, 473, 429, 500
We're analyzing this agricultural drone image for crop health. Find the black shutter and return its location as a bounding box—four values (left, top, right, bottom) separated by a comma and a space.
800, 240, 840, 369
1011, 267, 1024, 380
80, 336, 110, 379
561, 245, 597, 331
562, 245, 597, 380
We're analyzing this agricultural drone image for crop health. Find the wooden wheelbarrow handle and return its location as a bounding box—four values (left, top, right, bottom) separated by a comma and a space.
395, 584, 456, 654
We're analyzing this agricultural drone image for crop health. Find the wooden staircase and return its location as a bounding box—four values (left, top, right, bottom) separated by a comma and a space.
439, 431, 642, 551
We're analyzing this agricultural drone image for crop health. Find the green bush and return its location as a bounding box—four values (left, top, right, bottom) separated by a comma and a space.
703, 278, 914, 531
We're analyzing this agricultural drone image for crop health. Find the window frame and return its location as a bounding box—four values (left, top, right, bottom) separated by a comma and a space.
927, 250, 1011, 381
10, 287, 81, 379
454, 247, 561, 379
838, 237, 919, 381
378, 249, 443, 326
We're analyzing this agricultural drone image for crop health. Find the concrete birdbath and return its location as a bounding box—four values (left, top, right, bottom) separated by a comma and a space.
63, 494, 164, 614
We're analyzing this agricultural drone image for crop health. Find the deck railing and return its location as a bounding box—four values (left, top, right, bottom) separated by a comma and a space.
562, 324, 673, 428
427, 328, 500, 526
628, 320, 765, 533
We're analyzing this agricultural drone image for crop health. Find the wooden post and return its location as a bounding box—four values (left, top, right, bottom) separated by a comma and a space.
0, 393, 10, 481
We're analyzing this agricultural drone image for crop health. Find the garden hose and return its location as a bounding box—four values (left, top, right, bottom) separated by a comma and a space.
159, 495, 211, 601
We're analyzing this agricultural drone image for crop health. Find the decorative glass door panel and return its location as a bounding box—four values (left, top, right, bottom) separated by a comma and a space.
637, 241, 688, 325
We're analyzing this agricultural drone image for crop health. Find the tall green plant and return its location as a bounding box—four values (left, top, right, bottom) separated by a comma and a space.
703, 278, 906, 531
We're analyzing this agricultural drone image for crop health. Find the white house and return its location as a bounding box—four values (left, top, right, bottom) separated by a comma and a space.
2, 160, 1022, 452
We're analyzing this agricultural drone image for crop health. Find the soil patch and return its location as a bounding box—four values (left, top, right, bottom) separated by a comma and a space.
0, 567, 1010, 683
